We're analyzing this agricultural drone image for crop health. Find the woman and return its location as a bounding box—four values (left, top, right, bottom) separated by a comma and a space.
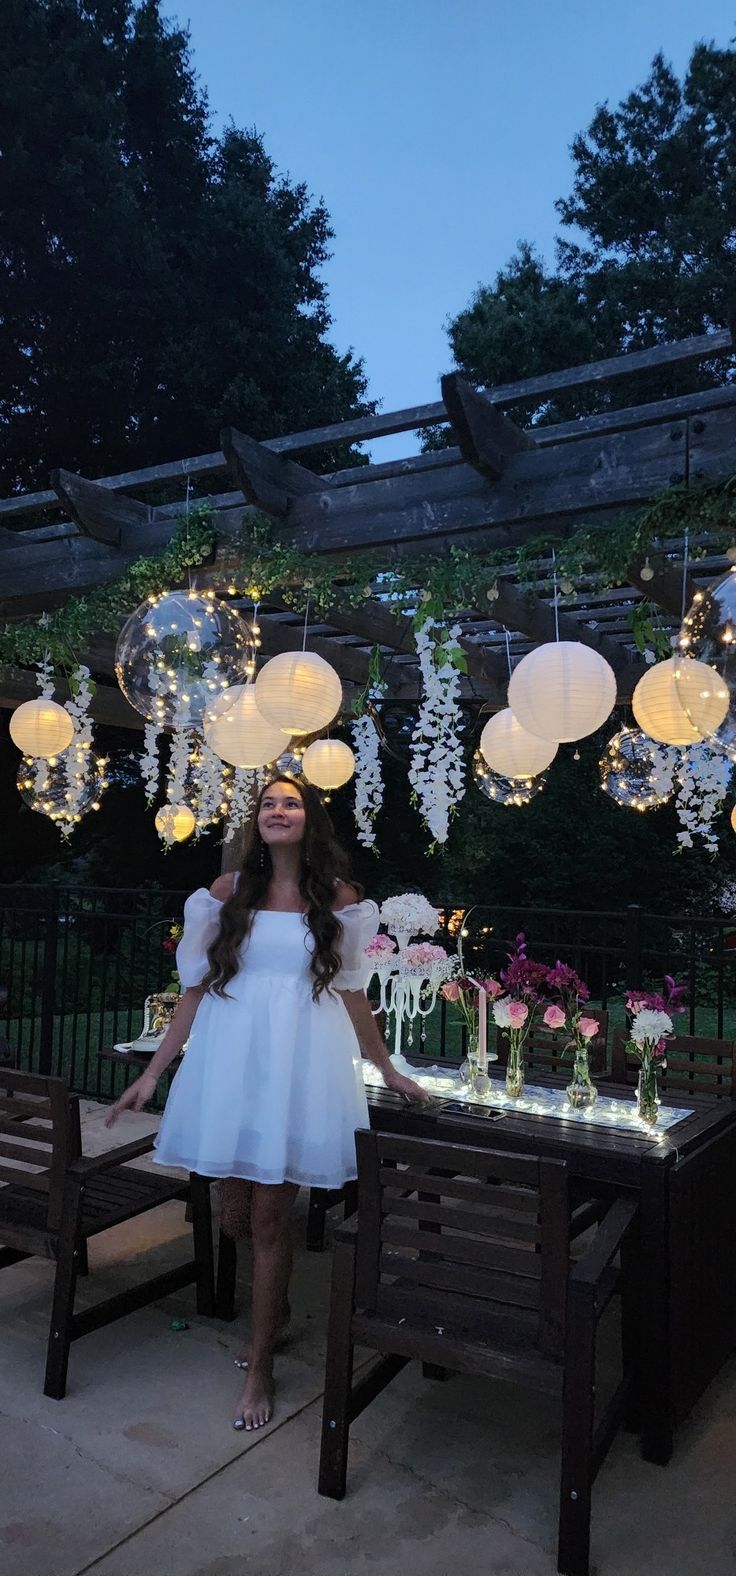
107, 774, 427, 1431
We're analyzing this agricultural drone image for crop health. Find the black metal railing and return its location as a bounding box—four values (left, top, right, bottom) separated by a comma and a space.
2, 885, 735, 1096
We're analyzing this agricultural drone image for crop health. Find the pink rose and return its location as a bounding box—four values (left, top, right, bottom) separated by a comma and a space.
543, 1005, 566, 1031
507, 1001, 529, 1029
577, 1016, 600, 1041
441, 981, 460, 1002
481, 977, 504, 999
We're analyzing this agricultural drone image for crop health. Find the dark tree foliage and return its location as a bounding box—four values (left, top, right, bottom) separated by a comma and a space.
0, 0, 371, 491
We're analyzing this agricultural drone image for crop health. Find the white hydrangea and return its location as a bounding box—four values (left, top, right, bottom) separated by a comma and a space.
380, 891, 439, 939
630, 1009, 673, 1048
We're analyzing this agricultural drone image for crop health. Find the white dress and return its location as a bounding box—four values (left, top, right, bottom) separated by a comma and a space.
152, 891, 379, 1188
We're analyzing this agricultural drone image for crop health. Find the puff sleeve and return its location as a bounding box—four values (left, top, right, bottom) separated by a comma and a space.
333, 899, 380, 991
175, 889, 224, 989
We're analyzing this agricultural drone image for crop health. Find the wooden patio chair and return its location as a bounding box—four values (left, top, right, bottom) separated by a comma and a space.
611, 1028, 736, 1100
496, 1010, 609, 1080
318, 1129, 638, 1576
0, 1068, 216, 1398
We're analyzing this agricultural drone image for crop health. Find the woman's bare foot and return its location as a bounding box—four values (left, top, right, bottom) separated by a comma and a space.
233, 1364, 274, 1431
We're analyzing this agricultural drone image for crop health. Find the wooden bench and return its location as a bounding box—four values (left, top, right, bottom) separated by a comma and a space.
318, 1128, 638, 1576
611, 1028, 736, 1100
0, 1067, 216, 1397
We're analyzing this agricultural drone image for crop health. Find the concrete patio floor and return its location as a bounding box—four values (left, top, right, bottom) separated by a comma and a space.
1, 1100, 735, 1576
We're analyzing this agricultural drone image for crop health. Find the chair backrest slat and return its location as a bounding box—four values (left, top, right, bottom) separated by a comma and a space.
355, 1129, 570, 1358
611, 1029, 736, 1099
0, 1069, 79, 1231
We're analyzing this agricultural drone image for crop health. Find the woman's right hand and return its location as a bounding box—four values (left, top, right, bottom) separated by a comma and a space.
105, 1070, 158, 1127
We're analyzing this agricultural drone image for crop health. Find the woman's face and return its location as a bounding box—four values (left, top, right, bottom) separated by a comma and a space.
258, 781, 307, 849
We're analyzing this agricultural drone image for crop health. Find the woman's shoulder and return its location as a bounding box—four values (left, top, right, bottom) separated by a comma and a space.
333, 882, 378, 922
208, 872, 237, 903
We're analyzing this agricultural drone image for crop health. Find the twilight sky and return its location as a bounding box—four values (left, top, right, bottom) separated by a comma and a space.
177, 0, 735, 456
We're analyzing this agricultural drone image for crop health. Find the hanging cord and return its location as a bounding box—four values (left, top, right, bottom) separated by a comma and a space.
302, 593, 311, 652
680, 528, 690, 623
504, 627, 513, 681
184, 476, 192, 589
551, 548, 560, 641
249, 598, 261, 681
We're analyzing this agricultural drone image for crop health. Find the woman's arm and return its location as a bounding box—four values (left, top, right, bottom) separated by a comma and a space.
105, 986, 204, 1125
338, 989, 430, 1103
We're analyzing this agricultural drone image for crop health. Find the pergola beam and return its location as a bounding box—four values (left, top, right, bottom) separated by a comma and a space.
220, 427, 331, 516
51, 469, 162, 547
440, 374, 533, 478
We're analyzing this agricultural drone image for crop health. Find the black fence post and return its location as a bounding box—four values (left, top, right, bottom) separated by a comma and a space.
39, 887, 60, 1075
626, 904, 643, 990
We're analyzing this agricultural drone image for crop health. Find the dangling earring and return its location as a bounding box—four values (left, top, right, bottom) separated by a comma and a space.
259, 840, 265, 869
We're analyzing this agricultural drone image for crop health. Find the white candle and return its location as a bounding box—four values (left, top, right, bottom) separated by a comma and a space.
468, 976, 488, 1072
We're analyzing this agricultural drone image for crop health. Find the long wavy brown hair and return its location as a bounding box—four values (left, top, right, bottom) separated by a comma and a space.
202, 775, 364, 1002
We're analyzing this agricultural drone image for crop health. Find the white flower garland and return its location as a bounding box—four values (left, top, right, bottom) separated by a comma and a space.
674, 745, 732, 855
408, 618, 466, 845
141, 721, 161, 803
190, 736, 228, 832
351, 685, 384, 849
223, 766, 268, 844
62, 665, 95, 827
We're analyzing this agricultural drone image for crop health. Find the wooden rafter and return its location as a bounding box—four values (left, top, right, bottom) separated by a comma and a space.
220, 427, 331, 516
440, 374, 533, 478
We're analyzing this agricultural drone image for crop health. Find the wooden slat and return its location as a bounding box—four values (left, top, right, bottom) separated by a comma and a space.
0, 1095, 52, 1120
378, 1251, 541, 1309
378, 1165, 542, 1210
384, 1192, 540, 1242
0, 1136, 53, 1166
381, 1218, 542, 1276
375, 1134, 542, 1186
0, 1119, 53, 1143
0, 1165, 50, 1190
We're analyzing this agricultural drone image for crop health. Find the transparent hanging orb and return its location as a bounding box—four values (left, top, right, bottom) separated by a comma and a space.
17, 752, 109, 826
599, 726, 675, 812
274, 747, 303, 778
472, 750, 547, 805
676, 572, 736, 758
115, 590, 253, 728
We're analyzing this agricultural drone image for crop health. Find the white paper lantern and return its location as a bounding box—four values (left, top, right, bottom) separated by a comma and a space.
155, 804, 196, 843
9, 697, 74, 758
633, 656, 728, 746
302, 738, 355, 789
204, 683, 285, 768
254, 651, 342, 735
508, 641, 617, 743
479, 708, 558, 778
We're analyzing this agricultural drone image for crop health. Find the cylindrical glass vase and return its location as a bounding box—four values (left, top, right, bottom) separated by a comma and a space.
637, 1053, 660, 1126
566, 1045, 598, 1110
505, 1032, 525, 1099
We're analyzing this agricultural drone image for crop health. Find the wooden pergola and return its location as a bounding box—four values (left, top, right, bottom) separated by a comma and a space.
1, 326, 735, 731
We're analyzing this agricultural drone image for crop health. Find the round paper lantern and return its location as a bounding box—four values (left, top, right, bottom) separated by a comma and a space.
115, 590, 253, 728
508, 641, 617, 743
472, 750, 547, 806
731, 805, 736, 835
599, 727, 674, 812
632, 657, 727, 747
302, 738, 355, 789
155, 804, 196, 843
204, 683, 286, 768
10, 697, 74, 758
17, 752, 108, 825
479, 708, 558, 778
254, 651, 342, 735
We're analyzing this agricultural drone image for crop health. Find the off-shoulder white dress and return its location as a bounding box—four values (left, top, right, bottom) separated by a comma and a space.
152, 891, 379, 1188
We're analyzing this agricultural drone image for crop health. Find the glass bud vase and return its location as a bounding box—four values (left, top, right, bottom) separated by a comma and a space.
637, 1052, 660, 1126
566, 1044, 597, 1110
459, 1045, 479, 1090
505, 1033, 525, 1099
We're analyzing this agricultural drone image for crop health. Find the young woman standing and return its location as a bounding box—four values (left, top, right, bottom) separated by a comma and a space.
107, 775, 428, 1430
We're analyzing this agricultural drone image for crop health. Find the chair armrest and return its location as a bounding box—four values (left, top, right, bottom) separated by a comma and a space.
69, 1134, 158, 1177
570, 1197, 638, 1291
334, 1215, 359, 1246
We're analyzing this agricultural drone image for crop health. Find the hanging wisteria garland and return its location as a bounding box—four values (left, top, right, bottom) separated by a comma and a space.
408, 616, 467, 847
351, 659, 386, 851
141, 722, 161, 803
672, 745, 732, 856
62, 664, 97, 829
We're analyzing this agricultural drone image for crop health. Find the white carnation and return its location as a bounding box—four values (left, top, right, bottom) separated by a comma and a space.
492, 999, 513, 1028
630, 1008, 673, 1048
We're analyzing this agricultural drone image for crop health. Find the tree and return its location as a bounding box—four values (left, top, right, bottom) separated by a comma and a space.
0, 0, 371, 493
435, 43, 736, 428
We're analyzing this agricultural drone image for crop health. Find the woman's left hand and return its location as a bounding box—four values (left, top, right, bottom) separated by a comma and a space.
382, 1066, 431, 1104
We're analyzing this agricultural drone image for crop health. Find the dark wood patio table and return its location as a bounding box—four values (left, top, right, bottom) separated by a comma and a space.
365, 1073, 736, 1466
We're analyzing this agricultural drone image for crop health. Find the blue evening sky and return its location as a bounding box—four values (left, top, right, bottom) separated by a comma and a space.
177, 1, 735, 457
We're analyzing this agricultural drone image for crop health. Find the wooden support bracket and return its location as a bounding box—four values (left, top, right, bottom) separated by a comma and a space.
441, 373, 534, 478
221, 427, 332, 516
51, 470, 158, 548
